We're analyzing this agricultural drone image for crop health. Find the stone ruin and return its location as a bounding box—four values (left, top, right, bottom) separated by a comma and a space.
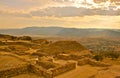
0, 64, 30, 78
55, 50, 92, 62
49, 62, 76, 76
0, 54, 76, 78
35, 56, 77, 77
78, 58, 111, 67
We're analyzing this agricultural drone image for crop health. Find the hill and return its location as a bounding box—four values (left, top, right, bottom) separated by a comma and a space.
0, 27, 120, 37
38, 41, 89, 55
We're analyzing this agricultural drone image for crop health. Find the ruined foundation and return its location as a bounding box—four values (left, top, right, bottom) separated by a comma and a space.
78, 58, 111, 67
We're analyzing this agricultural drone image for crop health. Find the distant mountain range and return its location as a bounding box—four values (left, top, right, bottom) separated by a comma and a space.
0, 27, 120, 37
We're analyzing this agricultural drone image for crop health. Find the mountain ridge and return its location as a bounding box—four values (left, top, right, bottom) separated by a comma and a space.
0, 27, 120, 37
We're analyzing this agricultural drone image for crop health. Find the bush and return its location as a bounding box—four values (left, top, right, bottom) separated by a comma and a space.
93, 54, 103, 61
106, 52, 119, 60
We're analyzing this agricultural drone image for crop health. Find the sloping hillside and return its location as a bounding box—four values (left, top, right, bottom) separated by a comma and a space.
38, 41, 88, 55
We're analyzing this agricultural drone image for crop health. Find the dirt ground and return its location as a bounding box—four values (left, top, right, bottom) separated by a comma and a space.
0, 55, 26, 70
55, 65, 98, 78
55, 65, 120, 78
11, 73, 44, 78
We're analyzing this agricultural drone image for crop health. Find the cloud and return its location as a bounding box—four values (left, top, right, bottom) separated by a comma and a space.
0, 0, 53, 10
94, 0, 120, 3
0, 6, 119, 18
30, 7, 120, 17
0, 0, 120, 29
0, 8, 32, 18
0, 0, 119, 10
0, 0, 119, 18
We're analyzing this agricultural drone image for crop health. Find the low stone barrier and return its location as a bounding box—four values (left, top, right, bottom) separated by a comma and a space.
0, 54, 53, 78
57, 53, 91, 61
30, 64, 53, 78
0, 54, 76, 78
29, 64, 43, 76
0, 64, 53, 78
36, 61, 57, 69
50, 62, 76, 76
0, 64, 30, 78
78, 58, 111, 67
77, 58, 88, 66
88, 59, 111, 67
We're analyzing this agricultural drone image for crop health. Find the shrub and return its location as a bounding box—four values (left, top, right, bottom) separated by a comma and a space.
93, 54, 103, 61
106, 52, 119, 60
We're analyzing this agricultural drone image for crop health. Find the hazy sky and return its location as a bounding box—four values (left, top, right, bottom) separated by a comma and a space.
0, 0, 120, 29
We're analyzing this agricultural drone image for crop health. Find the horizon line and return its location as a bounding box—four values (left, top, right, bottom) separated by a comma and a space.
0, 26, 120, 30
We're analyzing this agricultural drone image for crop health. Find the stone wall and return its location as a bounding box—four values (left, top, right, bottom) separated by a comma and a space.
77, 58, 88, 66
0, 64, 30, 78
0, 54, 76, 78
57, 53, 91, 61
87, 59, 111, 67
33, 61, 76, 77
50, 62, 76, 76
78, 58, 111, 67
57, 54, 71, 60
36, 61, 57, 69
0, 54, 53, 78
30, 64, 53, 78
29, 65, 43, 76
0, 63, 53, 78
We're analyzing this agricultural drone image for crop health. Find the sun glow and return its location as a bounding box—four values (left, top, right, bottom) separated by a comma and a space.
54, 0, 99, 8
69, 0, 97, 8
54, 0, 119, 9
